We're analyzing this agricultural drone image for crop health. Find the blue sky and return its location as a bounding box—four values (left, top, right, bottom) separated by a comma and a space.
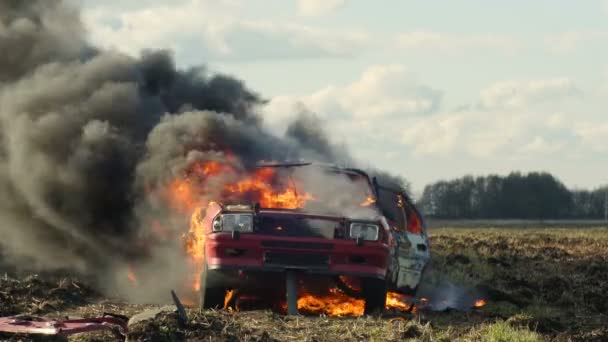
75, 0, 608, 195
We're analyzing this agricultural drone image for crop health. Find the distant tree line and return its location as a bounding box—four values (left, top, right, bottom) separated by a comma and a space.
418, 172, 608, 219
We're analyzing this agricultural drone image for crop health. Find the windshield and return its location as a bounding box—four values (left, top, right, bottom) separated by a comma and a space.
241, 165, 379, 218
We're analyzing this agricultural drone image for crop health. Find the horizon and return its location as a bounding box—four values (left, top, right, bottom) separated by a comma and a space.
75, 0, 608, 194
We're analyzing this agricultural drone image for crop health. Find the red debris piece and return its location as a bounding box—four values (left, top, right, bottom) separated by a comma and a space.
0, 314, 128, 338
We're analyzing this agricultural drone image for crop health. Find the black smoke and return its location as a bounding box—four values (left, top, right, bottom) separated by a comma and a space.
0, 0, 344, 274
0, 0, 408, 297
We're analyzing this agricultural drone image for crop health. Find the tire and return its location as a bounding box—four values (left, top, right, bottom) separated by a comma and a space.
362, 277, 387, 316
334, 276, 364, 299
199, 265, 225, 309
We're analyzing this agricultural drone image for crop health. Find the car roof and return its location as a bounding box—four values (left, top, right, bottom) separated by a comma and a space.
255, 161, 367, 176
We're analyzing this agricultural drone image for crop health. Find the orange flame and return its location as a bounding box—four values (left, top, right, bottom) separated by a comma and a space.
180, 298, 195, 307
386, 292, 414, 312
184, 207, 207, 292
169, 161, 317, 213
360, 196, 376, 207
127, 265, 138, 286
167, 178, 199, 213
338, 275, 361, 292
225, 167, 314, 209
295, 289, 414, 317
474, 299, 487, 308
298, 288, 365, 317
224, 289, 236, 309
168, 160, 319, 296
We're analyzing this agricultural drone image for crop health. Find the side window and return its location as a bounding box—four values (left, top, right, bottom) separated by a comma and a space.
376, 188, 407, 232
402, 197, 424, 235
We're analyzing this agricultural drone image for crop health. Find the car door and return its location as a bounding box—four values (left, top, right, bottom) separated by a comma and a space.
373, 183, 409, 289
374, 181, 430, 293
397, 193, 431, 293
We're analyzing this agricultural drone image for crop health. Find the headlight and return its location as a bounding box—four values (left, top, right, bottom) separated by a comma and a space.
349, 223, 379, 241
213, 214, 253, 232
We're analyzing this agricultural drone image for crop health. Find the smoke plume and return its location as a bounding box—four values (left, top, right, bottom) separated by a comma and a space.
0, 0, 407, 299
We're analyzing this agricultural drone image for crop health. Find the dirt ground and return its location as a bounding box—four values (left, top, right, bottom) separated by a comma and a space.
1, 226, 607, 341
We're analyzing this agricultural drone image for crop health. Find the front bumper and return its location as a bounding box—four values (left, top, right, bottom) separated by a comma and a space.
205, 233, 390, 284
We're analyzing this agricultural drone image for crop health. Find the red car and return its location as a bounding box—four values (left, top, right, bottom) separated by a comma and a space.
198, 163, 430, 314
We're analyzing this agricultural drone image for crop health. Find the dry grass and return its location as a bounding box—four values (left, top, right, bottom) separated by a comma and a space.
2, 226, 608, 341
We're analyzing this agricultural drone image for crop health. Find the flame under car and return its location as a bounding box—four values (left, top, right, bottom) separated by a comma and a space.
196, 163, 430, 315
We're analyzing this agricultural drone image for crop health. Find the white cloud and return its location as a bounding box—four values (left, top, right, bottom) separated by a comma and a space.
479, 78, 581, 109
394, 31, 520, 54
82, 1, 232, 56
546, 30, 608, 52
297, 0, 346, 16
219, 22, 368, 60
546, 113, 567, 129
83, 0, 367, 62
263, 64, 442, 161
401, 110, 534, 158
599, 66, 608, 96
401, 115, 463, 156
266, 70, 593, 161
265, 64, 441, 129
400, 77, 591, 158
575, 123, 608, 152
519, 137, 565, 155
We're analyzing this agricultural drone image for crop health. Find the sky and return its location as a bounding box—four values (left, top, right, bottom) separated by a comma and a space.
74, 0, 608, 195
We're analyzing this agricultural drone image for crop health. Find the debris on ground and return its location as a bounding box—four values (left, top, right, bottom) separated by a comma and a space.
0, 314, 127, 339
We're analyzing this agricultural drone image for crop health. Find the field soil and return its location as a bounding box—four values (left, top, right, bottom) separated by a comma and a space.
1, 226, 607, 341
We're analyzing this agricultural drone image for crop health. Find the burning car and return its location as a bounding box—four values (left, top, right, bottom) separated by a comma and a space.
192, 162, 430, 315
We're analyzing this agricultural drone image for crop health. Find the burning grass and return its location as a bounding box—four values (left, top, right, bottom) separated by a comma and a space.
296, 288, 365, 317
222, 287, 417, 317
1, 226, 607, 341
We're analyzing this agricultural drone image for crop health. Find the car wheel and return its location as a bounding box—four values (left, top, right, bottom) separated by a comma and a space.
362, 277, 387, 316
199, 265, 225, 309
334, 276, 364, 299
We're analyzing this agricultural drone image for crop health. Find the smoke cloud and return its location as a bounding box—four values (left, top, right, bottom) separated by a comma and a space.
0, 0, 408, 299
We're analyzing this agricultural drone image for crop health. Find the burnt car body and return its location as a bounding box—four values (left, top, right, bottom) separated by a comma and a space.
198, 162, 430, 314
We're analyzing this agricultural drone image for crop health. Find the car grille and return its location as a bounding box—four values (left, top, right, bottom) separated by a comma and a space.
261, 240, 334, 250
256, 216, 343, 238
264, 251, 329, 268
